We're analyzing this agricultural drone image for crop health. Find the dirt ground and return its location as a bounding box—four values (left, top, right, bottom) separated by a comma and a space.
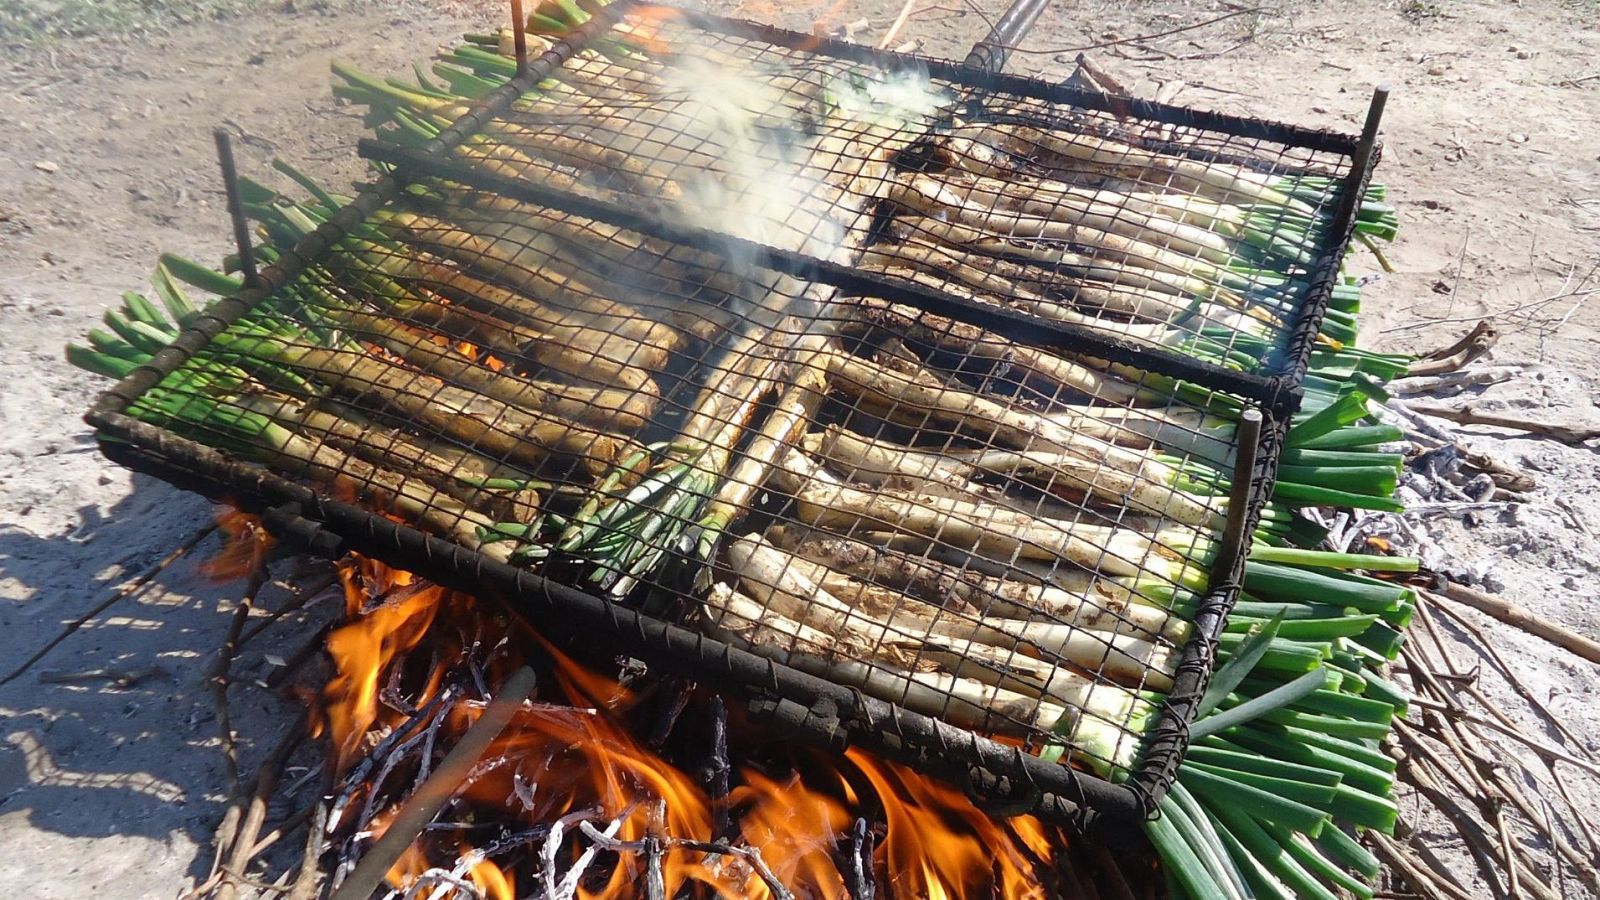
1, 0, 1597, 896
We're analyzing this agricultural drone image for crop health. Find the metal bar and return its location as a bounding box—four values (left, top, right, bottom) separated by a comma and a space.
1262, 84, 1389, 409
1217, 409, 1264, 564
1123, 406, 1276, 811
83, 411, 1143, 829
964, 0, 1052, 72
357, 138, 1286, 404
213, 129, 258, 288
659, 5, 1361, 155
330, 666, 538, 900
511, 0, 529, 77
82, 7, 622, 423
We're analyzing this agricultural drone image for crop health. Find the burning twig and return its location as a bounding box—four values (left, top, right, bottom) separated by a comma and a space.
547, 808, 629, 900
702, 695, 732, 841
331, 666, 538, 900
576, 821, 798, 900
329, 687, 458, 834
844, 817, 875, 900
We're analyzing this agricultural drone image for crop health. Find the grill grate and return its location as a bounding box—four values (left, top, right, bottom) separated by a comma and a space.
85, 0, 1381, 831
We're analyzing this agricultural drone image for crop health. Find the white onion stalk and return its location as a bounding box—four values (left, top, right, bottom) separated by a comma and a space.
695, 333, 834, 549
768, 522, 1196, 640
726, 533, 1177, 685
770, 450, 1210, 589
860, 238, 1209, 326
975, 125, 1318, 216
806, 424, 1221, 530
907, 216, 1244, 310
821, 351, 1216, 526
887, 176, 1261, 293
704, 583, 1147, 772
767, 522, 1187, 641
831, 296, 1162, 407
919, 169, 1269, 259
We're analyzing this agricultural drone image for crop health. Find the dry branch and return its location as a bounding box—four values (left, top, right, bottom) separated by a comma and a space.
1431, 583, 1600, 665
1407, 402, 1600, 444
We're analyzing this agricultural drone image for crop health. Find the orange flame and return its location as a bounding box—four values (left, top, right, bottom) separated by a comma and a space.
310, 554, 1067, 898
468, 855, 515, 900
732, 769, 851, 899
847, 750, 1053, 900
202, 507, 274, 581
317, 555, 450, 768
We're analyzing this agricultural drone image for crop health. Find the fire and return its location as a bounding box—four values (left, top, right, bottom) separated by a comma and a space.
468, 855, 516, 900
847, 750, 1053, 900
202, 506, 274, 580
304, 552, 1070, 898
318, 555, 451, 768
731, 769, 851, 899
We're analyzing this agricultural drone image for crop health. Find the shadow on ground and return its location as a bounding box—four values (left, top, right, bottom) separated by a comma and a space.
0, 472, 334, 891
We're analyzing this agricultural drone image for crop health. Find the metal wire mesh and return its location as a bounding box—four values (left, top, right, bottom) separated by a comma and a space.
874, 92, 1354, 376
85, 0, 1378, 821
445, 13, 945, 266
420, 5, 1358, 384
121, 166, 1261, 778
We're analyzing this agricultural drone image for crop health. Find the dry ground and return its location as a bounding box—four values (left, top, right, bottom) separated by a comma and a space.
1, 0, 1597, 895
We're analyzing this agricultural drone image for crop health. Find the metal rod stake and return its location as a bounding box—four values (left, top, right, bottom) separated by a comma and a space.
1219, 408, 1264, 560
511, 0, 529, 77
964, 0, 1052, 72
213, 129, 258, 289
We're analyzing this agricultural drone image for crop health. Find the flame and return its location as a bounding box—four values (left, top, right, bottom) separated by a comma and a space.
378, 826, 515, 900
202, 506, 274, 580
731, 769, 851, 900
307, 553, 1068, 898
617, 4, 680, 55
468, 855, 515, 900
317, 555, 449, 768
847, 750, 1052, 900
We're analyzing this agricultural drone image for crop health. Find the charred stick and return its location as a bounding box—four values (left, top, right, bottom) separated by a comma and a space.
703, 695, 732, 842
846, 817, 875, 900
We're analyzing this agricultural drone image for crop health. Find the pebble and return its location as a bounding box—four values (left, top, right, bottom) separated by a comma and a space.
1427, 64, 1447, 76
34, 160, 59, 173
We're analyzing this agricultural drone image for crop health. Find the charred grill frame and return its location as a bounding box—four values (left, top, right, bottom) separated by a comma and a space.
84, 0, 1385, 834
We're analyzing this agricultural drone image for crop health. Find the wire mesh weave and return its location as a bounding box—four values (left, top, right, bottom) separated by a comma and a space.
86, 0, 1376, 825
432, 5, 1361, 386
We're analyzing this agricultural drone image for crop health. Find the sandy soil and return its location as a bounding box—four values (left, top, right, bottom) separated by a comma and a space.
1, 0, 1596, 896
